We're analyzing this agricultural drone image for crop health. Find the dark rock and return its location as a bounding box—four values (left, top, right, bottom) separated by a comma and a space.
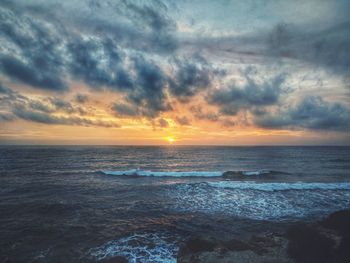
178, 237, 216, 257
286, 224, 335, 263
101, 256, 128, 263
335, 236, 350, 263
222, 171, 244, 179
221, 239, 253, 251
321, 210, 350, 263
322, 210, 350, 237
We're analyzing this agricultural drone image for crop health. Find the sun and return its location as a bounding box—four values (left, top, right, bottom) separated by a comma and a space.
166, 137, 175, 144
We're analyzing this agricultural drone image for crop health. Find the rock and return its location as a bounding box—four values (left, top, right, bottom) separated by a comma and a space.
322, 210, 350, 237
178, 236, 293, 263
221, 239, 253, 251
322, 210, 350, 263
178, 237, 216, 257
336, 236, 350, 263
222, 171, 245, 179
286, 224, 335, 263
100, 256, 128, 263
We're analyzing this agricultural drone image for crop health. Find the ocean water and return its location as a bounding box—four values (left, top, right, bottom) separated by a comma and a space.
1, 146, 350, 262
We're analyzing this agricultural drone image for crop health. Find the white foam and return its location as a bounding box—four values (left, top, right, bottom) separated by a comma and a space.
166, 182, 350, 220
242, 169, 271, 176
101, 169, 277, 177
207, 181, 350, 191
90, 232, 178, 263
102, 169, 223, 177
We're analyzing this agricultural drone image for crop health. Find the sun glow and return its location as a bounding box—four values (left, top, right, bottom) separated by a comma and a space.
166, 137, 175, 144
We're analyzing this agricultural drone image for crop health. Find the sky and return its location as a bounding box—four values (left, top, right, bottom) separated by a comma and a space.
0, 0, 350, 145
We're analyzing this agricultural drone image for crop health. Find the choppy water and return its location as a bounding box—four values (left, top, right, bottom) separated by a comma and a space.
1, 146, 350, 262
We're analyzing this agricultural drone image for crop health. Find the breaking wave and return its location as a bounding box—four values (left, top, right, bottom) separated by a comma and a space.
165, 182, 350, 220
207, 181, 350, 191
90, 232, 179, 263
100, 169, 276, 177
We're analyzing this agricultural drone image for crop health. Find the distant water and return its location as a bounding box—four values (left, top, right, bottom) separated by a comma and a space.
1, 146, 350, 262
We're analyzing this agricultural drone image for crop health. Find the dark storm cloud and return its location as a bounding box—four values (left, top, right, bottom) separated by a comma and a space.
0, 1, 177, 95
117, 55, 171, 118
116, 0, 178, 53
1, 0, 178, 54
1, 0, 349, 135
0, 56, 67, 91
0, 84, 114, 127
208, 71, 287, 116
266, 22, 350, 75
169, 57, 216, 102
67, 37, 133, 90
0, 7, 67, 91
12, 104, 119, 128
0, 2, 183, 119
255, 96, 350, 132
192, 21, 350, 76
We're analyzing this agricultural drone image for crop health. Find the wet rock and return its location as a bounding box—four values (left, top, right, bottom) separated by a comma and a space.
178, 237, 216, 257
322, 210, 350, 263
286, 224, 335, 263
221, 239, 253, 251
222, 171, 245, 179
100, 256, 128, 263
177, 210, 350, 263
178, 235, 293, 263
322, 210, 350, 237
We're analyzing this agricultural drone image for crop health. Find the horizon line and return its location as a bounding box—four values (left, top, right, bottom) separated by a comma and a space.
1, 144, 350, 147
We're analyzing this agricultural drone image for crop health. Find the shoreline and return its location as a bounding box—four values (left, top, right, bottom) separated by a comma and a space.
98, 210, 350, 263
176, 210, 350, 263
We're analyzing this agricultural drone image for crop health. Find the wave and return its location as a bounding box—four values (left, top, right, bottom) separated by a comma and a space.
100, 169, 278, 177
167, 182, 350, 220
101, 169, 223, 177
90, 232, 178, 263
207, 181, 350, 191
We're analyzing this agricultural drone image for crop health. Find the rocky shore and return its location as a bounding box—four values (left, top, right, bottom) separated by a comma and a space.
177, 210, 350, 263
99, 210, 350, 263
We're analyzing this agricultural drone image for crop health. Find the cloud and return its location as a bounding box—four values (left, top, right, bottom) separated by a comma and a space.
116, 55, 172, 118
112, 103, 139, 117
190, 105, 219, 122
0, 84, 116, 127
208, 71, 288, 116
0, 7, 67, 91
175, 116, 191, 126
266, 22, 350, 75
0, 112, 15, 122
75, 93, 89, 104
116, 0, 178, 53
0, 0, 349, 137
67, 37, 133, 90
158, 118, 169, 128
168, 56, 218, 101
0, 56, 67, 91
221, 118, 235, 128
0, 82, 13, 94
12, 104, 119, 128
0, 1, 177, 95
255, 96, 350, 132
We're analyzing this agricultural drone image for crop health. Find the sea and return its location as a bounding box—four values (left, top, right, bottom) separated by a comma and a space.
1, 146, 350, 262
